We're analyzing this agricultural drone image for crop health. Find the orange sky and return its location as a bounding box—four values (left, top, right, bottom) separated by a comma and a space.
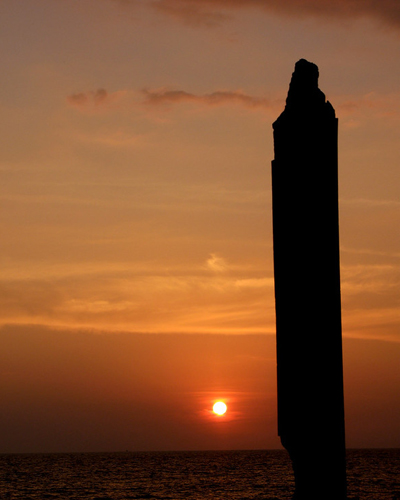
0, 0, 399, 452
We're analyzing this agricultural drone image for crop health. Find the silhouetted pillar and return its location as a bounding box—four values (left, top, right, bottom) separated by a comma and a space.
271, 59, 346, 499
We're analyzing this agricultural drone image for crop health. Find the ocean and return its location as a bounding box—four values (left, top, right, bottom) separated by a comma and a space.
0, 449, 399, 500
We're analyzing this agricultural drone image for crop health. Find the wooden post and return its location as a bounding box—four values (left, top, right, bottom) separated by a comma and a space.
272, 59, 346, 499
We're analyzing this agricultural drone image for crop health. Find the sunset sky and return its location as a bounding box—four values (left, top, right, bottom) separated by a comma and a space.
1, 0, 399, 453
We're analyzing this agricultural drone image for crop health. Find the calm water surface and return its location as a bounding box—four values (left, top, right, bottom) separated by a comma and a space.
0, 449, 399, 500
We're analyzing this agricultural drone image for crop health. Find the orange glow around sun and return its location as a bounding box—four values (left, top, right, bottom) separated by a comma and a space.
213, 401, 227, 415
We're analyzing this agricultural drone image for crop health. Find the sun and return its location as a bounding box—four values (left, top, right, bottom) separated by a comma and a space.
213, 401, 227, 416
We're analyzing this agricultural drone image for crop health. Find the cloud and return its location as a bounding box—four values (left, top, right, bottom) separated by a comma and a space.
66, 89, 129, 113
142, 88, 271, 109
336, 92, 400, 119
206, 253, 229, 273
0, 266, 275, 335
66, 87, 274, 114
67, 89, 109, 108
153, 0, 229, 26
2, 260, 398, 340
67, 87, 400, 124
117, 0, 400, 29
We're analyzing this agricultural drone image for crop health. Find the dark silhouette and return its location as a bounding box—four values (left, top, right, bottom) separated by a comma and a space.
271, 59, 346, 499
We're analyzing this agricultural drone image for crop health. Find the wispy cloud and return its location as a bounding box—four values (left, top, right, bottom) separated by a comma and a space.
66, 89, 130, 114
142, 88, 272, 109
112, 0, 400, 29
153, 0, 229, 26
336, 92, 400, 121
67, 87, 274, 113
66, 86, 400, 126
0, 266, 275, 335
67, 88, 109, 107
206, 253, 229, 273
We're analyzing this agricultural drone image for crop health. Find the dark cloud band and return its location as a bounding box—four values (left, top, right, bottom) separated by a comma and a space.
122, 0, 400, 28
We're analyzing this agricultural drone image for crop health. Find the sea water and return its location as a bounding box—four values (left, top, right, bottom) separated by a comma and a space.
0, 449, 399, 500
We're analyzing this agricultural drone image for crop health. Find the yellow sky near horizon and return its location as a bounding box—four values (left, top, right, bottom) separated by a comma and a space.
0, 0, 399, 451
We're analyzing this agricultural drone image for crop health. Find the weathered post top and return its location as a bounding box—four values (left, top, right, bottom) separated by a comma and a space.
281, 59, 322, 108
273, 59, 336, 162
